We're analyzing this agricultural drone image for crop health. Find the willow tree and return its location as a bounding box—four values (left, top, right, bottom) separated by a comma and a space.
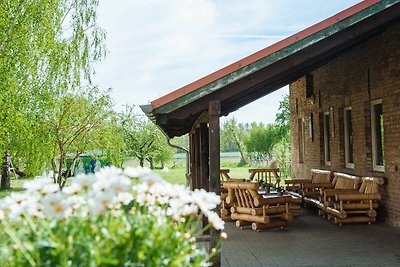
0, 0, 105, 188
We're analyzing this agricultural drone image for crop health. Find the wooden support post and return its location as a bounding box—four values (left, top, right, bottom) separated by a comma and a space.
200, 123, 209, 191
189, 132, 195, 190
208, 100, 221, 267
194, 128, 201, 190
200, 123, 210, 231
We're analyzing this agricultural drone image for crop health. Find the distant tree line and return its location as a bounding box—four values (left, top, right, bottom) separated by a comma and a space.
220, 95, 291, 177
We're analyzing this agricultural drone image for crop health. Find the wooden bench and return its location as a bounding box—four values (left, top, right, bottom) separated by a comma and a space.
325, 177, 384, 225
248, 168, 280, 188
224, 181, 292, 231
299, 169, 333, 205
317, 173, 361, 216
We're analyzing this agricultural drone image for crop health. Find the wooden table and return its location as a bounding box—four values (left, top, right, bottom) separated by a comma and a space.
258, 190, 302, 217
249, 168, 281, 187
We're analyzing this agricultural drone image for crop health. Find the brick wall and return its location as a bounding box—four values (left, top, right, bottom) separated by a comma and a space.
290, 22, 400, 227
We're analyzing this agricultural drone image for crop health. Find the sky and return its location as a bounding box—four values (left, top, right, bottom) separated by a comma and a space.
94, 0, 361, 124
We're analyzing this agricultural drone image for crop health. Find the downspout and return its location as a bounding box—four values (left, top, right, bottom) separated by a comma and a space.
160, 129, 190, 186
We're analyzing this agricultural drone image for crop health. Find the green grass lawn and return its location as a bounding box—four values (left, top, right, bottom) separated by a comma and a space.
0, 178, 27, 199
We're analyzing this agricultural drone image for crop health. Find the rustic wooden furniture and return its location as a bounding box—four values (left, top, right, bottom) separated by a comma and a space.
325, 177, 384, 225
224, 181, 293, 231
300, 169, 333, 205
317, 173, 361, 216
220, 179, 246, 220
248, 168, 280, 188
220, 169, 231, 181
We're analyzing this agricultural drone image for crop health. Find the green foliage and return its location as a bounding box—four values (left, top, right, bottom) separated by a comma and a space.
119, 105, 174, 169
220, 117, 248, 163
273, 94, 291, 177
275, 94, 290, 140
48, 87, 122, 187
244, 124, 280, 164
0, 168, 222, 266
0, 0, 106, 181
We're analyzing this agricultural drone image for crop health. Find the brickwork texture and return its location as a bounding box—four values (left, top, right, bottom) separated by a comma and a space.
290, 22, 400, 227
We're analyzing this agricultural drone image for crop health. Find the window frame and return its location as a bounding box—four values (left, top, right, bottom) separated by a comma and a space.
344, 107, 354, 169
371, 99, 384, 172
323, 111, 331, 166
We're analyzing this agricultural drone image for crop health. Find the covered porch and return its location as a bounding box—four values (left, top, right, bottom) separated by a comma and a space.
141, 1, 400, 266
221, 208, 400, 266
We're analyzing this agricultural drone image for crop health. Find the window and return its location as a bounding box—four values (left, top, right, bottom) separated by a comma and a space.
344, 107, 354, 168
371, 99, 384, 172
298, 118, 305, 163
323, 111, 331, 165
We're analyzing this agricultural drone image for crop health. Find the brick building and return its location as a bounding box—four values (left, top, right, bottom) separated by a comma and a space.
290, 20, 400, 226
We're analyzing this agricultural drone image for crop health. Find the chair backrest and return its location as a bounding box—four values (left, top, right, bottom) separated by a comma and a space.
310, 169, 332, 183
224, 182, 261, 209
332, 172, 361, 190
359, 177, 384, 194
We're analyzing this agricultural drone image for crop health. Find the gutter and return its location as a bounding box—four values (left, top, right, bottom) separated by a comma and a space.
140, 104, 190, 185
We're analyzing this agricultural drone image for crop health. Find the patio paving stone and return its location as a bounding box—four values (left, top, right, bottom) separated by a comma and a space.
221, 208, 400, 267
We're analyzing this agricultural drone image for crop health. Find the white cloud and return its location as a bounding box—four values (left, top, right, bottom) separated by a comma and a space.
94, 0, 360, 123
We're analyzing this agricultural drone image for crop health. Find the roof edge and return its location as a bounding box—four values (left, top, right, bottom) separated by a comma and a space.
150, 0, 380, 109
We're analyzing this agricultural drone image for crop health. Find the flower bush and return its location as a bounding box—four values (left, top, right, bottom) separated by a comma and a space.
0, 167, 225, 266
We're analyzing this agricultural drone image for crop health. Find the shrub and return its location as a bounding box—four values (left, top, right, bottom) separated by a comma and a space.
0, 167, 224, 266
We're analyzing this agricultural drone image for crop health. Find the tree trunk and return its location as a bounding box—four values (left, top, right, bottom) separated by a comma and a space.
12, 166, 26, 177
57, 153, 65, 187
1, 148, 11, 189
139, 158, 144, 167
149, 158, 154, 169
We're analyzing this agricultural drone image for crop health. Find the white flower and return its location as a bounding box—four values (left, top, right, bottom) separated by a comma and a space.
109, 176, 131, 194
0, 209, 4, 221
180, 204, 199, 216
205, 211, 225, 230
23, 177, 54, 193
63, 183, 82, 195
123, 166, 151, 178
95, 166, 122, 180
138, 172, 164, 186
41, 192, 71, 220
117, 192, 133, 205
88, 199, 107, 216
41, 184, 60, 195
220, 232, 228, 239
192, 189, 220, 214
88, 191, 116, 216
73, 174, 97, 189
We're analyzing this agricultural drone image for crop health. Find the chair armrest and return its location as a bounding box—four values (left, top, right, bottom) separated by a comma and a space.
336, 193, 381, 201
323, 189, 357, 197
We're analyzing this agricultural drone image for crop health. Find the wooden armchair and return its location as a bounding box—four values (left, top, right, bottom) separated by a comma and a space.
325, 177, 384, 225
224, 182, 293, 231
301, 169, 333, 206
318, 173, 361, 216
221, 179, 246, 220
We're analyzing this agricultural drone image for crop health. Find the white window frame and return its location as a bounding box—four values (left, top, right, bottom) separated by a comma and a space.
371, 99, 384, 172
323, 111, 331, 165
344, 107, 355, 169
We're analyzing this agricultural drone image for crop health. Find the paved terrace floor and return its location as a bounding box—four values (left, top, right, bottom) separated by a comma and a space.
221, 208, 400, 267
